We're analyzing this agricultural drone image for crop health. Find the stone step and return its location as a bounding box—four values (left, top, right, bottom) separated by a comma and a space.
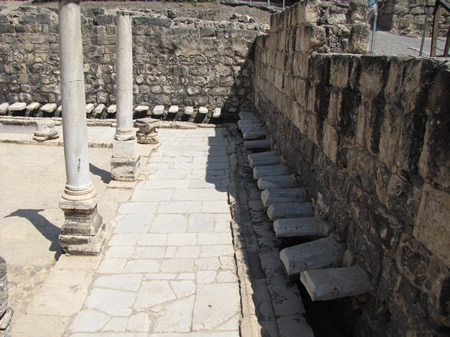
273, 217, 331, 238
267, 202, 314, 221
253, 165, 289, 179
257, 175, 297, 190
244, 139, 271, 151
261, 188, 307, 207
300, 265, 373, 301
243, 128, 266, 140
248, 151, 281, 168
279, 236, 345, 277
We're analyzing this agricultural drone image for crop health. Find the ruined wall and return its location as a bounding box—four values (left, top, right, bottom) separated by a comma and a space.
378, 0, 450, 36
0, 4, 268, 119
252, 1, 450, 336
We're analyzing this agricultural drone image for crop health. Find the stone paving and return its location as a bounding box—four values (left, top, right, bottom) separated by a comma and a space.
65, 127, 241, 336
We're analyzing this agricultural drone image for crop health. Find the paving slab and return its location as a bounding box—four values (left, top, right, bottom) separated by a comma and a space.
279, 236, 345, 277
300, 265, 374, 301
267, 202, 314, 221
261, 187, 307, 207
253, 165, 289, 179
273, 217, 331, 238
257, 175, 297, 190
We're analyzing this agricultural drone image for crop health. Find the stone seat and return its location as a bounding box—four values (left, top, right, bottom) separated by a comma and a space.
279, 236, 345, 277
243, 128, 266, 140
248, 151, 281, 168
134, 118, 161, 144
300, 265, 373, 301
253, 165, 289, 179
257, 175, 297, 190
244, 139, 271, 151
261, 187, 307, 207
273, 217, 331, 238
267, 202, 314, 221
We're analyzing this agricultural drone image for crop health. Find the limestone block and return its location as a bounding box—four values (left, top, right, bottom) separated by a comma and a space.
107, 104, 117, 114
349, 0, 368, 24
94, 104, 105, 115
0, 257, 9, 318
184, 106, 194, 115
0, 103, 9, 115
33, 120, 59, 141
322, 122, 338, 163
26, 102, 40, 112
213, 108, 221, 118
300, 265, 374, 301
253, 165, 289, 180
168, 105, 178, 114
349, 24, 370, 54
414, 184, 450, 266
267, 202, 314, 221
111, 156, 140, 182
85, 103, 95, 114
301, 24, 326, 53
261, 188, 307, 207
378, 104, 402, 168
40, 103, 57, 114
257, 175, 297, 190
239, 111, 258, 119
244, 139, 271, 151
153, 105, 164, 116
243, 128, 266, 140
198, 107, 208, 115
359, 56, 390, 98
248, 151, 281, 168
56, 105, 62, 116
8, 102, 26, 112
135, 105, 149, 114
330, 55, 350, 89
274, 217, 331, 238
279, 236, 345, 276
113, 139, 138, 159
294, 0, 320, 25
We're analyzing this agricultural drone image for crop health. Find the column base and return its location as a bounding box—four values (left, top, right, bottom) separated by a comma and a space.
59, 192, 106, 255
111, 155, 141, 181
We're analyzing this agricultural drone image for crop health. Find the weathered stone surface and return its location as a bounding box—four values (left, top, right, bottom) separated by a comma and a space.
152, 105, 164, 116
244, 139, 271, 151
33, 119, 59, 141
134, 105, 149, 113
0, 103, 9, 115
198, 107, 208, 115
253, 165, 289, 180
243, 128, 266, 140
8, 102, 26, 112
184, 106, 194, 115
40, 103, 57, 113
349, 23, 370, 54
273, 217, 331, 238
85, 103, 95, 114
213, 108, 221, 118
168, 105, 178, 114
257, 175, 297, 190
267, 202, 314, 221
300, 265, 374, 301
277, 315, 314, 337
261, 188, 307, 207
26, 102, 40, 112
94, 104, 105, 115
107, 104, 117, 114
248, 151, 281, 168
279, 236, 345, 276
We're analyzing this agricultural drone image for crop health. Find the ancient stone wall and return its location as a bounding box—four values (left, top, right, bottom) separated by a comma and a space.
0, 4, 267, 120
378, 0, 450, 36
252, 1, 450, 336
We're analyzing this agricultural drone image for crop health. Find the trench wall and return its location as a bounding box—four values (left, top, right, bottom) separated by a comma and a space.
0, 4, 267, 119
252, 1, 450, 336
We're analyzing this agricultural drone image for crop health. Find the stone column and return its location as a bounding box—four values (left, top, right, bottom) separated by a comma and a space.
58, 0, 105, 255
111, 10, 140, 181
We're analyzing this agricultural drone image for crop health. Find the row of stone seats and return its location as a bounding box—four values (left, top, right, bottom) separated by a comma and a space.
238, 110, 373, 302
0, 102, 222, 122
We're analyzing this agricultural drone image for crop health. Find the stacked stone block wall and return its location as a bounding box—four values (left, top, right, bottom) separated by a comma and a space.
378, 0, 450, 36
252, 1, 450, 336
0, 5, 268, 120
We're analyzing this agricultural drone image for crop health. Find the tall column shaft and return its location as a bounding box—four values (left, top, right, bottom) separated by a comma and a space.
111, 10, 140, 182
59, 0, 91, 193
115, 11, 134, 138
58, 0, 105, 255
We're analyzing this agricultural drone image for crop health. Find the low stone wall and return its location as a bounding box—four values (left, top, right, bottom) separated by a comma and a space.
252, 1, 450, 336
0, 4, 268, 120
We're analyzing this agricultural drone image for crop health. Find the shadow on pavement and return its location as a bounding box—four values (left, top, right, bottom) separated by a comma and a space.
5, 209, 62, 259
89, 163, 111, 184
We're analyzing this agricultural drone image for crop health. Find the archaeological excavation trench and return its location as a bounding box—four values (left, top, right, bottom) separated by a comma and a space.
0, 1, 449, 337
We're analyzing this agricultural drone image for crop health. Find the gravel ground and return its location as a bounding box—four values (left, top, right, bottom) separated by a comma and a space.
371, 30, 448, 57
